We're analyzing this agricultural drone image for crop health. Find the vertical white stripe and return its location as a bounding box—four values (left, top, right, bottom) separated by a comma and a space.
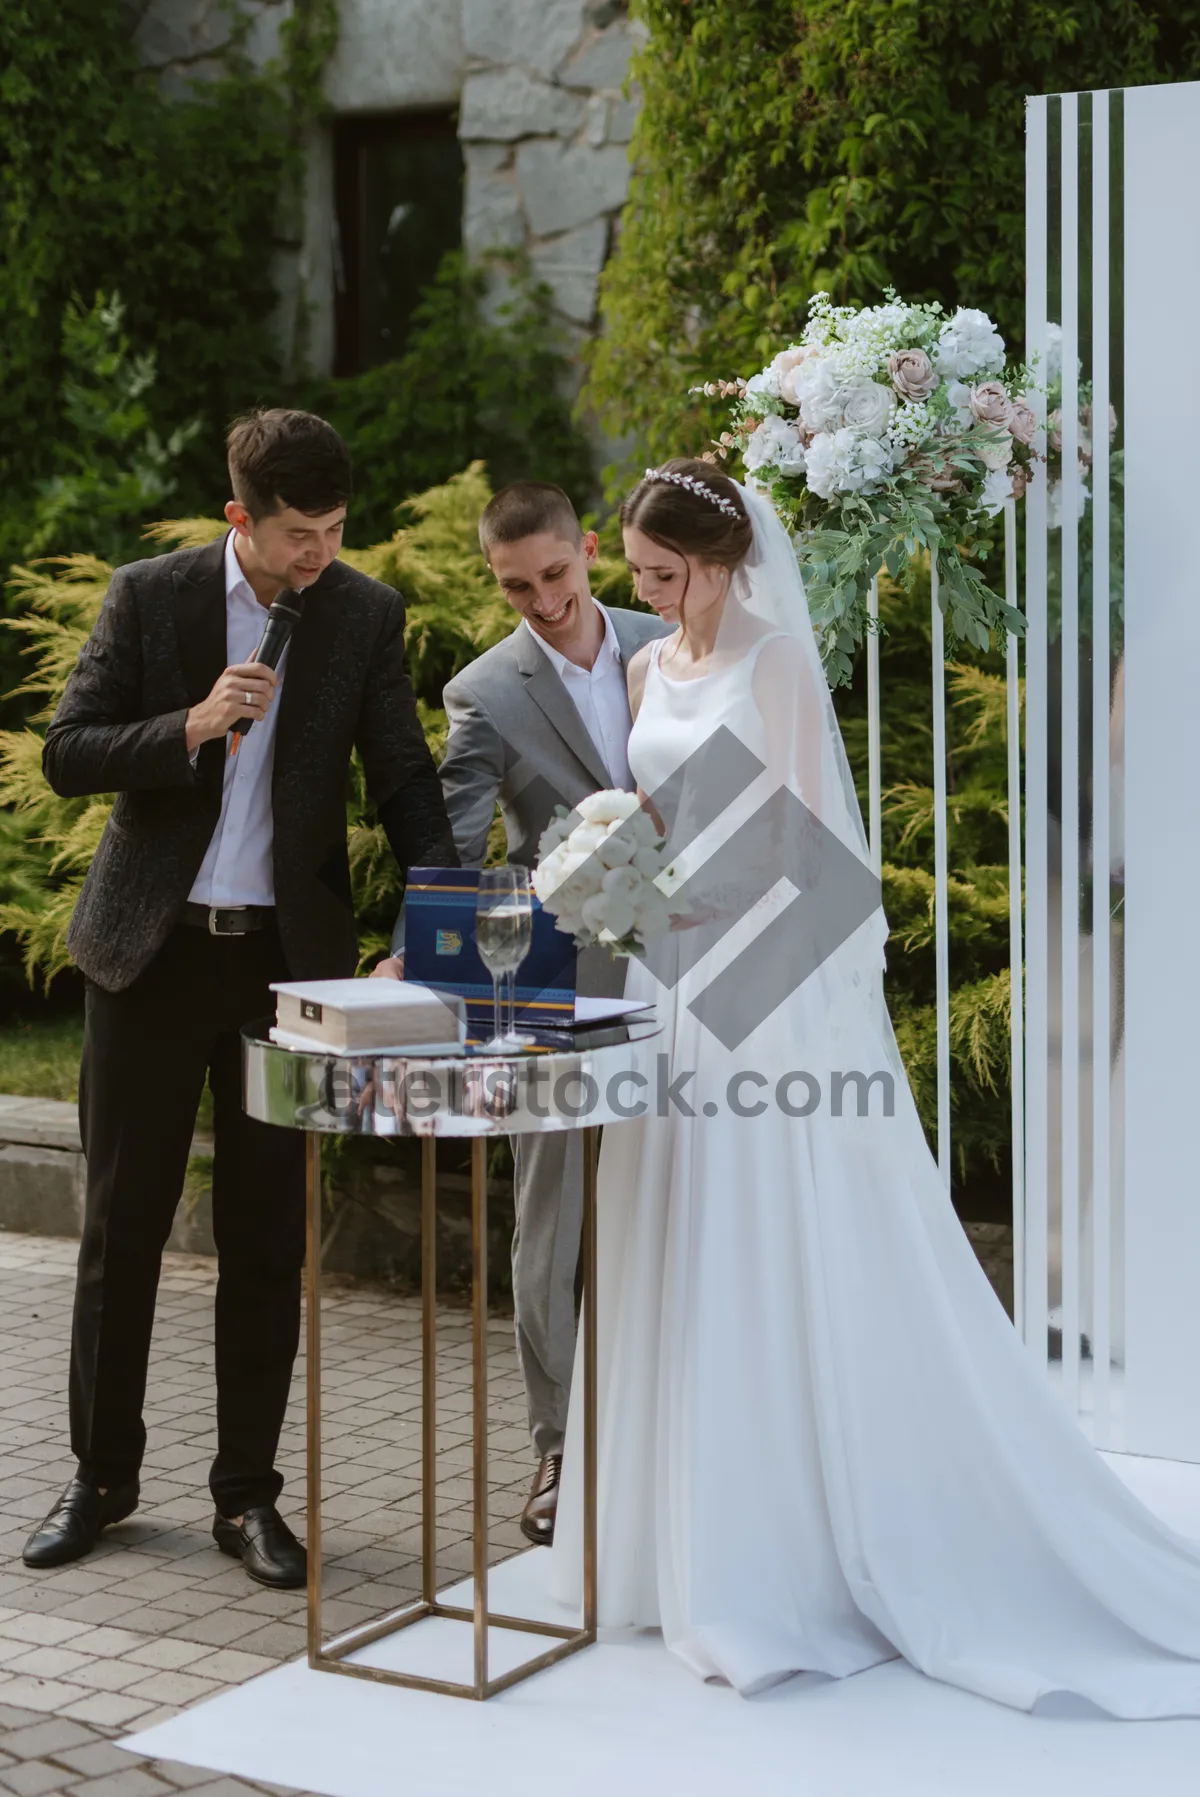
931, 559, 951, 1187
1006, 500, 1026, 1340
1059, 91, 1082, 1413
1090, 89, 1113, 1445
867, 577, 882, 878
1024, 95, 1051, 1367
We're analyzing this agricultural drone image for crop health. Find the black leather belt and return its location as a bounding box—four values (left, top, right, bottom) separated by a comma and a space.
181, 902, 276, 936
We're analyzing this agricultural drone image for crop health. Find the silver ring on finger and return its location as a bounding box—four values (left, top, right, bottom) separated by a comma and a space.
245, 691, 253, 707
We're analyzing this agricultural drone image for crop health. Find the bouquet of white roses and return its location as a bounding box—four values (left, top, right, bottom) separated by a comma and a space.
694, 290, 1037, 683
532, 790, 676, 956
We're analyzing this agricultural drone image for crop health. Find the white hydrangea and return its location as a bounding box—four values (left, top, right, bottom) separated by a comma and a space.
1043, 322, 1063, 385
744, 369, 781, 404
804, 428, 895, 499
743, 412, 807, 475
934, 308, 1005, 379
1048, 468, 1091, 530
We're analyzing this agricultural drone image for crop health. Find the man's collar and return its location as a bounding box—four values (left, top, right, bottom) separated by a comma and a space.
522, 601, 619, 676
224, 529, 256, 603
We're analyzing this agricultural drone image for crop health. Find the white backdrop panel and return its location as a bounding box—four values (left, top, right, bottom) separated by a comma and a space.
1120, 81, 1200, 1461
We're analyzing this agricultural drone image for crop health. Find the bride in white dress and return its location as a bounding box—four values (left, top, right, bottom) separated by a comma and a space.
550, 458, 1200, 1717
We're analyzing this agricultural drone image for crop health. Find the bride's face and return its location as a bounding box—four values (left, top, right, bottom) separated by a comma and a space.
623, 526, 726, 628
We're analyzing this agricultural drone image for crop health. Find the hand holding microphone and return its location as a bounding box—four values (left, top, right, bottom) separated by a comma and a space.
183, 590, 306, 757
229, 589, 305, 754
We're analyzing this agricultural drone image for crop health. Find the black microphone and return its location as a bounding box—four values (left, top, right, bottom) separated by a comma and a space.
229, 589, 306, 752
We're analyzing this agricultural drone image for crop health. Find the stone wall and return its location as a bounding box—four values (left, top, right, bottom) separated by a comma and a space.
458, 0, 640, 350
130, 0, 641, 379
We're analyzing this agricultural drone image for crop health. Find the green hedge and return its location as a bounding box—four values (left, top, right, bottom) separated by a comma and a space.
0, 0, 340, 563
590, 0, 1200, 472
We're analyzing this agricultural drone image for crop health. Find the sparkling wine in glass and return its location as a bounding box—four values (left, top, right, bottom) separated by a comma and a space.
475, 868, 533, 1048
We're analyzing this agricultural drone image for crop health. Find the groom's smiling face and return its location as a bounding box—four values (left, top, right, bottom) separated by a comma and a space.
488, 529, 600, 650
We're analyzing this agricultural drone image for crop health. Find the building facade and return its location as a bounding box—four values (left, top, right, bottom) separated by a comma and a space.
130, 0, 640, 380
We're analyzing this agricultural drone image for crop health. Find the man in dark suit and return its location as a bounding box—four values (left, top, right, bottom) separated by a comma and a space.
22, 409, 457, 1585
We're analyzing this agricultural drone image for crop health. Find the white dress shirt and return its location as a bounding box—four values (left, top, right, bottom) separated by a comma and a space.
188, 532, 288, 908
522, 603, 633, 788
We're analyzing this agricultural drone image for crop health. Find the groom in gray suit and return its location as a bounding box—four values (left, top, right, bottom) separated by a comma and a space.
377, 482, 666, 1543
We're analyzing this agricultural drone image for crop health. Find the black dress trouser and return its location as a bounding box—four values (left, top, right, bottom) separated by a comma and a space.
70, 923, 306, 1516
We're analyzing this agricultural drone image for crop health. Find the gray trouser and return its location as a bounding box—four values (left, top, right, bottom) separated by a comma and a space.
509, 1127, 583, 1459
509, 945, 621, 1458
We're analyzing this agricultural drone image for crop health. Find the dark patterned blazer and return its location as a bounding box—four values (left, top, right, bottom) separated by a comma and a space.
43, 536, 458, 992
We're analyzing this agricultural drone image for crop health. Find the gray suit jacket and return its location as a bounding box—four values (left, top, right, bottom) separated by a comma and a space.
392, 605, 668, 966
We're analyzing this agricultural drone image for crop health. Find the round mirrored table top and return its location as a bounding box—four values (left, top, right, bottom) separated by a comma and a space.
241, 1015, 662, 1139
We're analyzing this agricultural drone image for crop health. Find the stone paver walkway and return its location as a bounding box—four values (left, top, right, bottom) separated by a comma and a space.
0, 1235, 531, 1796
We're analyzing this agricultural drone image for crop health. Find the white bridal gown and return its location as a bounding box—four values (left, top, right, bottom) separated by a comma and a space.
550, 630, 1200, 1717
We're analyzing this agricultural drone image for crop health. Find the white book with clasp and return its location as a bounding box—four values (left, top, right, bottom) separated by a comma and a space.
270, 979, 466, 1054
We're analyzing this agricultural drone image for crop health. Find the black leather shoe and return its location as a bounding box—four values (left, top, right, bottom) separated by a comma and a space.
213, 1505, 307, 1589
23, 1478, 139, 1568
520, 1454, 563, 1547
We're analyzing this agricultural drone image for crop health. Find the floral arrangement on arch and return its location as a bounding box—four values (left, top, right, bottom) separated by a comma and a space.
695, 293, 1035, 685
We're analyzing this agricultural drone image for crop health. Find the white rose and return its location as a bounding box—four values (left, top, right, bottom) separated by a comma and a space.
795, 354, 847, 433
628, 810, 663, 849
582, 891, 636, 941
934, 308, 1006, 379
566, 821, 606, 857
532, 844, 570, 900
839, 375, 894, 435
632, 845, 664, 877
595, 827, 636, 868
743, 412, 806, 475
601, 864, 644, 904
979, 466, 1014, 516
577, 789, 639, 826
632, 886, 671, 938
535, 814, 573, 862
769, 344, 814, 407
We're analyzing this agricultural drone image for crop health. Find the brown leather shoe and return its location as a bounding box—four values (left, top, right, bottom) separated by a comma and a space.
520, 1454, 563, 1547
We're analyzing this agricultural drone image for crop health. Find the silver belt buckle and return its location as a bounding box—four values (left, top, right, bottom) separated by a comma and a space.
208, 906, 250, 937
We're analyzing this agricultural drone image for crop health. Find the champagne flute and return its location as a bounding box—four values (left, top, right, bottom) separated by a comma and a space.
475, 868, 533, 1049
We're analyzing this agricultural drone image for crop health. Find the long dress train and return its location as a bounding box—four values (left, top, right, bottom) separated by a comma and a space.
550, 632, 1200, 1717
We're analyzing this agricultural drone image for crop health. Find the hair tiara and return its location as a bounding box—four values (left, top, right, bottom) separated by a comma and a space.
642, 467, 742, 520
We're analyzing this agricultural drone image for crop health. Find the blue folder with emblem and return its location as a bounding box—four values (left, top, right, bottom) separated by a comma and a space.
403, 867, 576, 1038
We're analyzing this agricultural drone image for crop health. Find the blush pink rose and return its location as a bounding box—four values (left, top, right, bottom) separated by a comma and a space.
969, 381, 1013, 429
888, 348, 937, 403
1008, 399, 1037, 444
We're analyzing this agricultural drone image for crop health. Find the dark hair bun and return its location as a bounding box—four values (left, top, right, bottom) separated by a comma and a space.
619, 458, 753, 569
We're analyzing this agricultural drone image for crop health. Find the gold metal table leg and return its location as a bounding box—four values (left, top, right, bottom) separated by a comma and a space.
471, 1137, 489, 1697
582, 1124, 598, 1641
305, 1121, 598, 1697
305, 1131, 323, 1666
421, 1136, 437, 1606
